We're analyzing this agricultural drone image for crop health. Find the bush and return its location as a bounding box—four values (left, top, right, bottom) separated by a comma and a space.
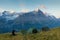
41, 26, 50, 31
32, 28, 38, 34
12, 30, 16, 36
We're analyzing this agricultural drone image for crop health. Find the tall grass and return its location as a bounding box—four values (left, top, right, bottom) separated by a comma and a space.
0, 27, 60, 40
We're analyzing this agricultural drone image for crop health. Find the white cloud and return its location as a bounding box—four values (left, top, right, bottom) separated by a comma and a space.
39, 4, 47, 9
0, 8, 4, 12
49, 10, 60, 18
20, 9, 30, 12
8, 9, 15, 13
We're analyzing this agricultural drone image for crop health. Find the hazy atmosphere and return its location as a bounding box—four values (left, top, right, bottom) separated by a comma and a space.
0, 0, 60, 40
0, 0, 60, 18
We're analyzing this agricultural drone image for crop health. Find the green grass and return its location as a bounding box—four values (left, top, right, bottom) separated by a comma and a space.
0, 27, 60, 40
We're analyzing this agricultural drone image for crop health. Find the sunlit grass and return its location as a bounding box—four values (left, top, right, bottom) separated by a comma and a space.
0, 27, 60, 40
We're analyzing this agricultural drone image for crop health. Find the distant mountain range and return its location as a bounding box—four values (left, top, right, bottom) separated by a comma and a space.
0, 9, 60, 33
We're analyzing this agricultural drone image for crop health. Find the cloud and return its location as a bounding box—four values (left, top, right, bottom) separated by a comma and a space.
8, 9, 15, 13
39, 4, 47, 9
20, 9, 30, 12
49, 10, 60, 18
0, 8, 4, 12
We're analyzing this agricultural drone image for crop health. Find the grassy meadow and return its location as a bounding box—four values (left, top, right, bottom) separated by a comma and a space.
0, 27, 60, 40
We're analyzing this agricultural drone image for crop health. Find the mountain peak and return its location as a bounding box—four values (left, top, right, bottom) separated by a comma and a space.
2, 11, 9, 15
34, 8, 44, 15
34, 8, 41, 12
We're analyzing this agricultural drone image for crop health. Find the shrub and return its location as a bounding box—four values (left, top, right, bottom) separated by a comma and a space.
32, 28, 38, 34
12, 30, 16, 36
41, 26, 50, 31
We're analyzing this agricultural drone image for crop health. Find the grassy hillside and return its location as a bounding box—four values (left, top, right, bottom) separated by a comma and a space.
0, 27, 60, 40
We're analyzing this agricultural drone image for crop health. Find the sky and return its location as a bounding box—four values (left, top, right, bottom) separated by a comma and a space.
0, 0, 60, 18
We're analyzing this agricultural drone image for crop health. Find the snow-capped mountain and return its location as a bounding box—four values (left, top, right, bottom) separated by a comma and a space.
0, 9, 60, 33
1, 11, 20, 20
13, 9, 58, 29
